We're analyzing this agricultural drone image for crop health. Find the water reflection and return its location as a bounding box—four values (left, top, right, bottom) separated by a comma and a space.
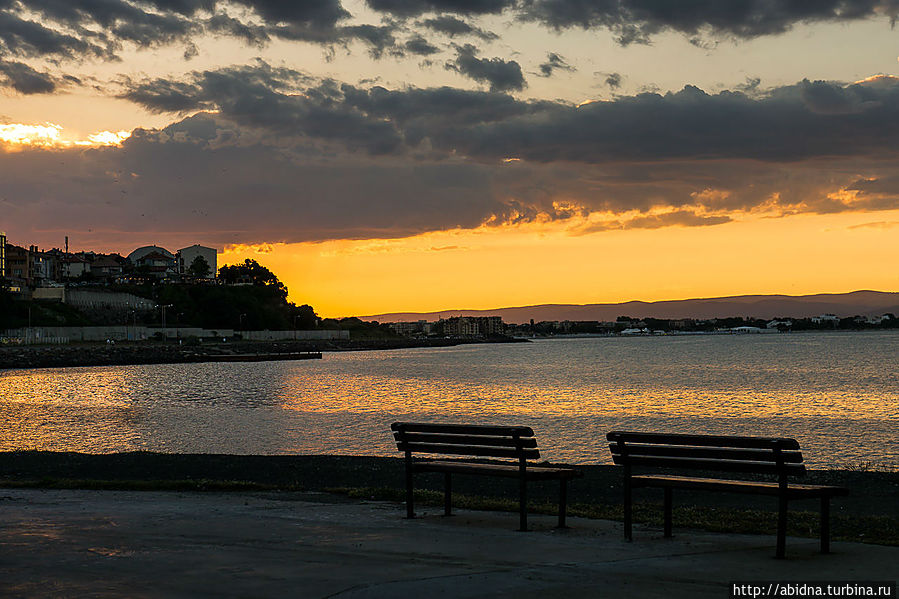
1, 331, 897, 468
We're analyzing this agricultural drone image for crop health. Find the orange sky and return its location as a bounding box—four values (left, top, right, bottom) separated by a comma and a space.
222, 210, 899, 318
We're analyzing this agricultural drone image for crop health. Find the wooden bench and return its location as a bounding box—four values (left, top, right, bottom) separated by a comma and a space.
392, 422, 582, 530
607, 431, 849, 558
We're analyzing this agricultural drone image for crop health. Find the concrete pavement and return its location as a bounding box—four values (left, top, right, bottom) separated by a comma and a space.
0, 489, 896, 598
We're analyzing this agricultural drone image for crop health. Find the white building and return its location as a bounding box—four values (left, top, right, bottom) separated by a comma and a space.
177, 244, 217, 278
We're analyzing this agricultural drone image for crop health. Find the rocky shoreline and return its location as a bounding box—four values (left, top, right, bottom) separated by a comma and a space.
0, 337, 526, 370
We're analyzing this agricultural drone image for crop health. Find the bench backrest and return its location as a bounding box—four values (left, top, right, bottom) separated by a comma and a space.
392, 422, 540, 461
607, 431, 806, 477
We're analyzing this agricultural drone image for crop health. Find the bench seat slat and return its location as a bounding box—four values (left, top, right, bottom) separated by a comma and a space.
607, 431, 799, 450
393, 422, 534, 436
609, 443, 804, 463
414, 460, 582, 480
632, 475, 850, 498
396, 432, 538, 448
398, 442, 540, 460
612, 454, 807, 476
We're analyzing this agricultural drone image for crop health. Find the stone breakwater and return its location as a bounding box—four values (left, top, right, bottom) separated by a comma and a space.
0, 337, 524, 370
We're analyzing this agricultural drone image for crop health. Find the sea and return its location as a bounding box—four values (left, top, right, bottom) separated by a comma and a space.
2, 330, 897, 469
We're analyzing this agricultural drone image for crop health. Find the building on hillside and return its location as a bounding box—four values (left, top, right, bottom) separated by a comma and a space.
30, 246, 53, 285
389, 321, 432, 337
127, 245, 176, 278
134, 251, 176, 278
479, 316, 505, 336
177, 244, 217, 278
61, 255, 90, 279
0, 231, 6, 278
5, 244, 32, 286
439, 316, 506, 337
90, 254, 126, 280
127, 245, 174, 264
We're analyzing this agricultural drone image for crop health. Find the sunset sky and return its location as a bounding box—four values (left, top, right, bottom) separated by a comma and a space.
2, 0, 899, 317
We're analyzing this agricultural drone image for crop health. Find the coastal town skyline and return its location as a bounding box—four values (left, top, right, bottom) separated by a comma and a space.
2, 2, 899, 315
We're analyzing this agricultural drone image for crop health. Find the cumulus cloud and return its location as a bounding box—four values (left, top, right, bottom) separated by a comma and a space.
445, 44, 526, 92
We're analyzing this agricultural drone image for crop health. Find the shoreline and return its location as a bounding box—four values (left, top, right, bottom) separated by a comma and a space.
0, 337, 526, 370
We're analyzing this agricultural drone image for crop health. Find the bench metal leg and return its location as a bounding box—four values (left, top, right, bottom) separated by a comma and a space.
776, 494, 787, 559
663, 487, 673, 538
820, 496, 831, 554
519, 476, 528, 531
404, 455, 414, 519
444, 472, 452, 516
557, 478, 568, 528
624, 477, 632, 541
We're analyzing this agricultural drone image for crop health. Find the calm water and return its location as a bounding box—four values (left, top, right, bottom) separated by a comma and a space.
2, 331, 897, 469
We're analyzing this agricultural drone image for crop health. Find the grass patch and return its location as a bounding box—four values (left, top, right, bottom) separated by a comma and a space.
326, 486, 899, 547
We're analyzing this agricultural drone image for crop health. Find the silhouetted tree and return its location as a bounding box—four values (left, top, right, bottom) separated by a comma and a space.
218, 259, 287, 299
187, 255, 211, 278
292, 304, 318, 329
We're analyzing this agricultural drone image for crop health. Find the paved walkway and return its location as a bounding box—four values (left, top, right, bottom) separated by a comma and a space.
0, 489, 896, 598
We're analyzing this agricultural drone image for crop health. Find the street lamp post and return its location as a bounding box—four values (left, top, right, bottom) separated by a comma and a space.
160, 304, 173, 339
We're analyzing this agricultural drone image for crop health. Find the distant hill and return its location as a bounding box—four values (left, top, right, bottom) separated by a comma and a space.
359, 290, 899, 324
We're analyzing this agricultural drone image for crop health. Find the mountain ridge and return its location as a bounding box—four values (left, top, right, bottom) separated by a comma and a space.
358, 290, 899, 324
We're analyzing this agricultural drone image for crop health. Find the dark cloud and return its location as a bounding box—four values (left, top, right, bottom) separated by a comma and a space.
121, 63, 402, 154
230, 0, 349, 27
365, 0, 514, 18
798, 78, 879, 114
537, 52, 574, 77
0, 59, 59, 94
7, 64, 899, 247
6, 112, 899, 250
0, 0, 370, 77
404, 35, 441, 56
1, 0, 198, 52
205, 13, 271, 46
577, 210, 733, 234
420, 16, 498, 39
600, 71, 622, 89
0, 11, 112, 59
445, 44, 525, 92
121, 64, 899, 168
435, 77, 899, 164
517, 0, 899, 45
0, 115, 505, 247
340, 24, 398, 59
